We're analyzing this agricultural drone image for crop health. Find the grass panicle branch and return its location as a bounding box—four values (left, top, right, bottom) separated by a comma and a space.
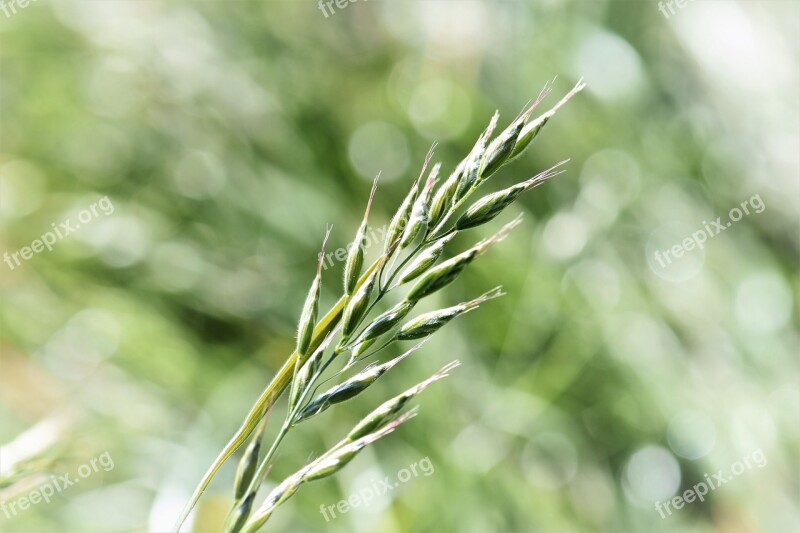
174, 79, 584, 532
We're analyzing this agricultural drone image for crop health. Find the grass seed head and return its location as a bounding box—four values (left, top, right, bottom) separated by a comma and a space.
193, 86, 586, 533
401, 163, 440, 248
479, 94, 548, 178
404, 249, 477, 302
427, 156, 467, 232
396, 287, 504, 340
341, 259, 384, 340
346, 361, 459, 441
345, 174, 379, 294
384, 189, 414, 254
406, 217, 521, 302
509, 79, 585, 161
350, 336, 377, 360
242, 476, 302, 532
225, 492, 255, 533
304, 409, 417, 483
455, 111, 499, 201
355, 300, 415, 344
296, 227, 331, 357
288, 331, 334, 412
384, 145, 436, 253
455, 160, 568, 231
397, 233, 456, 284
295, 345, 419, 423
233, 432, 262, 501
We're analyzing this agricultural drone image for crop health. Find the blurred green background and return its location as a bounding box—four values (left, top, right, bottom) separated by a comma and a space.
1, 0, 798, 532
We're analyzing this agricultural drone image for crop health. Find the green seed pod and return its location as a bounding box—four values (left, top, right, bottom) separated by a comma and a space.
454, 112, 498, 201
455, 160, 567, 231
296, 277, 320, 357
355, 300, 414, 343
479, 112, 531, 179
346, 361, 459, 442
454, 162, 479, 203
395, 308, 461, 340
345, 175, 379, 295
427, 168, 461, 233
349, 336, 377, 360
405, 249, 476, 302
303, 412, 414, 483
347, 302, 416, 366
296, 228, 331, 357
245, 477, 301, 531
288, 335, 330, 413
384, 188, 415, 253
455, 189, 522, 231
233, 431, 262, 500
397, 233, 455, 285
508, 79, 586, 161
384, 145, 435, 252
225, 493, 255, 533
295, 348, 413, 423
400, 163, 439, 248
346, 397, 412, 444
302, 454, 352, 483
406, 217, 522, 302
341, 265, 381, 340
303, 432, 389, 482
476, 83, 559, 180
293, 397, 330, 425
509, 114, 550, 161
396, 287, 503, 340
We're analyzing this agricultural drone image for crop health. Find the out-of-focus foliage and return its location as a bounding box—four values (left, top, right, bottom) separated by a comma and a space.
0, 1, 798, 532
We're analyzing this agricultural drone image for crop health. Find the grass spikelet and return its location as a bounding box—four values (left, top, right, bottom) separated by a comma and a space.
384, 144, 436, 253
396, 287, 504, 340
346, 361, 460, 441
296, 227, 332, 358
509, 78, 585, 160
396, 233, 456, 285
455, 111, 499, 201
401, 162, 440, 248
456, 160, 568, 231
344, 174, 380, 295
405, 216, 522, 302
349, 300, 415, 357
340, 258, 384, 341
294, 342, 423, 423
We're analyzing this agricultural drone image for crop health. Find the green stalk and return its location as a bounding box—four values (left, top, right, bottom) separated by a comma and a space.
173, 260, 380, 532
